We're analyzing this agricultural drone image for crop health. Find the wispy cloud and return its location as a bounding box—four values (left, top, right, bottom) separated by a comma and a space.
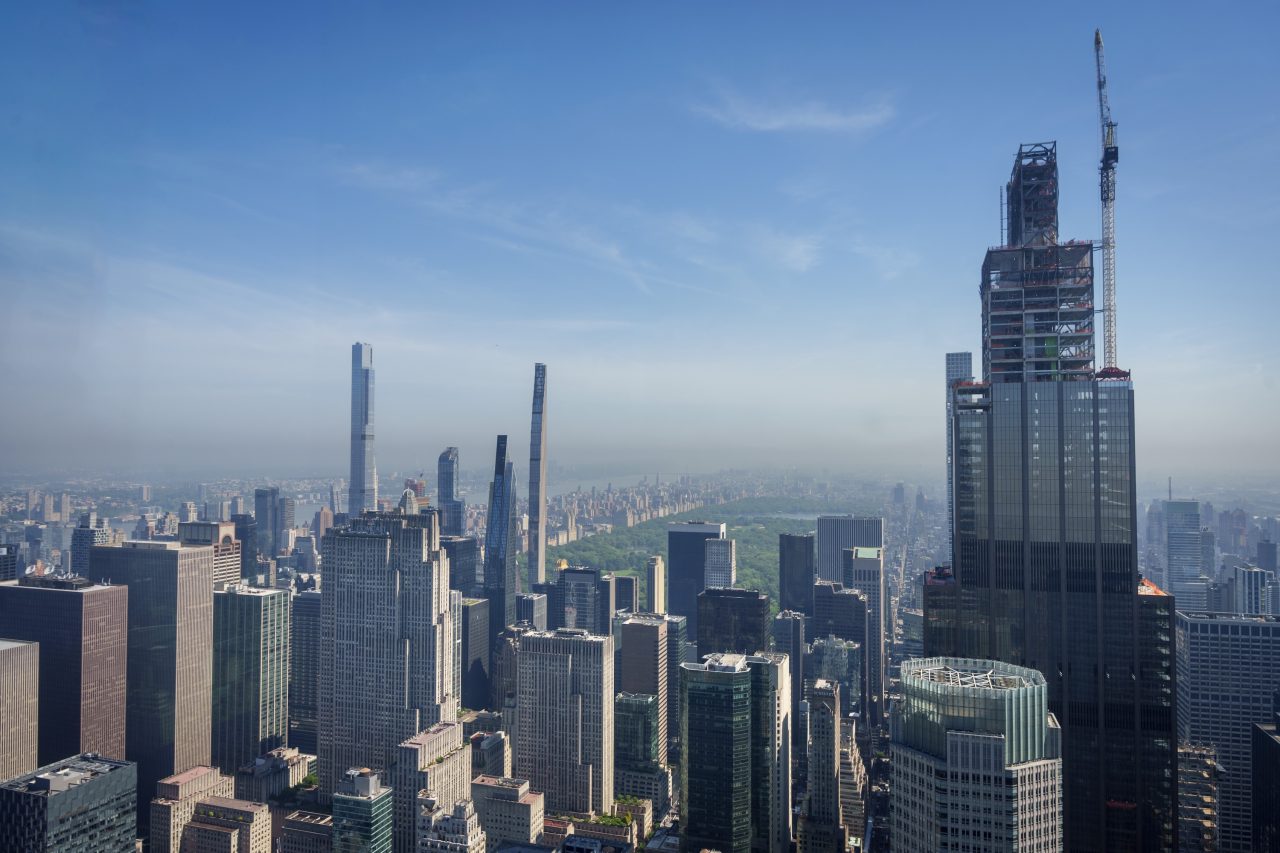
693, 84, 894, 134
752, 227, 823, 272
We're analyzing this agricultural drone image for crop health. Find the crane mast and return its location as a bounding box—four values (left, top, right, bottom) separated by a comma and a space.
1095, 29, 1119, 370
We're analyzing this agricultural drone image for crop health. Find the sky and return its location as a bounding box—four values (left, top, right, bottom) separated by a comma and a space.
2, 2, 1278, 485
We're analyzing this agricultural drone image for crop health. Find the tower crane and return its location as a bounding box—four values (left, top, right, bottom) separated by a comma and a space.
1095, 29, 1120, 372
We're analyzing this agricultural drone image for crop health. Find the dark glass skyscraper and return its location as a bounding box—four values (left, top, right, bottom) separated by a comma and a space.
926, 142, 1176, 851
527, 363, 548, 588
667, 521, 724, 638
348, 342, 376, 516
437, 447, 464, 537
778, 532, 814, 616
484, 436, 517, 652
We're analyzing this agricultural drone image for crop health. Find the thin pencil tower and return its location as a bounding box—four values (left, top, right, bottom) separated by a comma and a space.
1095, 29, 1120, 371
527, 363, 548, 587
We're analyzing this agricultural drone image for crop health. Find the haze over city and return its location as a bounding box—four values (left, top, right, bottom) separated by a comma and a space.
2, 2, 1278, 481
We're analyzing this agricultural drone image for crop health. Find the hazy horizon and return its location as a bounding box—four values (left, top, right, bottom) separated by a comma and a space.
3, 4, 1277, 483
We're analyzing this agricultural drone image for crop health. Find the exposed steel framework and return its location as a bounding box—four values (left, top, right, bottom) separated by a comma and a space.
1096, 29, 1120, 371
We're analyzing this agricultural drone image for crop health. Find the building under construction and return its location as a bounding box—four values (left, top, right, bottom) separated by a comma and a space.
983, 142, 1096, 384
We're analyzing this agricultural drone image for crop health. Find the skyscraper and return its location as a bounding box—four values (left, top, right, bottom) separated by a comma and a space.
86, 540, 215, 835
289, 589, 322, 754
815, 516, 882, 583
778, 533, 814, 616
944, 351, 973, 554
666, 521, 724, 637
348, 342, 377, 517
178, 521, 243, 587
70, 512, 111, 575
680, 652, 791, 853
927, 142, 1176, 850
254, 487, 280, 558
890, 657, 1063, 853
212, 585, 290, 774
696, 587, 770, 656
438, 448, 464, 538
484, 436, 517, 651
645, 555, 665, 614
0, 753, 137, 853
392, 722, 471, 853
513, 628, 614, 816
842, 546, 885, 727
460, 598, 490, 711
318, 511, 456, 795
1177, 611, 1280, 851
0, 639, 38, 781
772, 611, 805, 755
1167, 500, 1205, 608
527, 363, 548, 588
799, 679, 844, 853
704, 537, 736, 589
0, 576, 127, 766
618, 614, 668, 767
333, 768, 393, 853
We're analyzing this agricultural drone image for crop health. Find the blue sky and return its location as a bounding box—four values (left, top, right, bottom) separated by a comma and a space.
2, 2, 1277, 485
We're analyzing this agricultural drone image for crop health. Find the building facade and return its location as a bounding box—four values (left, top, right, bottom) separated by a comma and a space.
890, 657, 1062, 853
0, 575, 127, 765
483, 436, 518, 652
1177, 611, 1280, 851
212, 585, 290, 774
815, 516, 882, 583
527, 363, 548, 588
666, 522, 724, 637
0, 754, 136, 853
290, 589, 322, 755
777, 533, 814, 616
87, 540, 215, 833
513, 629, 614, 816
318, 512, 457, 795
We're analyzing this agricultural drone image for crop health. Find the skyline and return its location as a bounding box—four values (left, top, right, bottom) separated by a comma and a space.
2, 4, 1278, 482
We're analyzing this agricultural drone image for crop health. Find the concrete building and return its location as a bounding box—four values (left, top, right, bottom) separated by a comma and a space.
1177, 611, 1280, 851
333, 768, 392, 853
0, 753, 136, 853
890, 658, 1062, 853
703, 537, 736, 589
150, 766, 235, 853
471, 776, 544, 852
695, 587, 769, 657
318, 512, 456, 795
279, 811, 334, 853
392, 722, 470, 853
178, 521, 243, 587
470, 730, 511, 780
842, 546, 885, 727
70, 512, 112, 576
87, 539, 215, 829
1167, 500, 1205, 609
514, 629, 614, 816
1177, 743, 1220, 853
666, 522, 724, 636
799, 680, 844, 853
515, 592, 547, 632
618, 614, 668, 766
680, 652, 791, 853
233, 746, 312, 803
181, 796, 271, 853
416, 796, 486, 853
0, 575, 127, 765
290, 589, 322, 754
348, 342, 377, 517
212, 585, 289, 775
815, 516, 882, 583
645, 556, 665, 614
777, 533, 814, 616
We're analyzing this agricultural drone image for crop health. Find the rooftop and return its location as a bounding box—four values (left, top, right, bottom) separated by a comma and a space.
1, 754, 133, 796
904, 657, 1045, 690
0, 638, 35, 652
